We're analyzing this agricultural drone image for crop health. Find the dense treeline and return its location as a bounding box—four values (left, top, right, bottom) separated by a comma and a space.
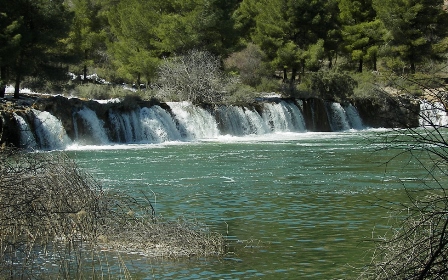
1, 0, 448, 99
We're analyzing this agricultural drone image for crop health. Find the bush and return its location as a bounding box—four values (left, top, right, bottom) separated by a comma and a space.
222, 83, 260, 105
156, 50, 232, 105
305, 70, 358, 101
224, 43, 270, 87
71, 83, 156, 101
0, 148, 224, 278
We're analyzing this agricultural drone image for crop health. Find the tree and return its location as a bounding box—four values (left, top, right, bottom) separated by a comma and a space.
224, 43, 269, 87
338, 0, 385, 72
106, 0, 162, 86
64, 0, 107, 82
0, 11, 21, 98
373, 0, 448, 73
155, 0, 241, 57
232, 0, 260, 44
251, 0, 339, 83
0, 0, 72, 98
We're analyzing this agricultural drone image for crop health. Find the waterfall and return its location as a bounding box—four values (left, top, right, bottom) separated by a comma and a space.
140, 106, 182, 143
244, 107, 271, 134
75, 107, 110, 144
167, 102, 220, 140
109, 109, 143, 143
13, 113, 38, 149
344, 104, 364, 130
7, 98, 369, 150
32, 109, 71, 150
419, 101, 448, 127
262, 100, 306, 132
216, 105, 270, 136
326, 102, 351, 131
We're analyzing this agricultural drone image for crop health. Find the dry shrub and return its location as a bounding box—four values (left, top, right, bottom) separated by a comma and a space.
361, 191, 448, 279
156, 50, 232, 104
359, 82, 448, 279
0, 147, 224, 278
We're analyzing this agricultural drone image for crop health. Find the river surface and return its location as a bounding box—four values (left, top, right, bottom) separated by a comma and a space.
68, 129, 439, 279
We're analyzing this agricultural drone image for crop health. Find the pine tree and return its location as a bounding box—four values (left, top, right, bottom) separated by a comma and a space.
107, 0, 162, 86
252, 0, 336, 82
373, 0, 448, 73
64, 0, 107, 82
0, 0, 72, 97
338, 0, 385, 72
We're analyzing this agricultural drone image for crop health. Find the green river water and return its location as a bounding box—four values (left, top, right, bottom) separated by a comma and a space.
68, 130, 439, 279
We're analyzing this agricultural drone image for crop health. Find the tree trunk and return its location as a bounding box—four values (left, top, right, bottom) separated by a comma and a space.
373, 54, 377, 72
137, 73, 141, 90
290, 68, 297, 85
282, 67, 288, 82
410, 61, 416, 74
14, 54, 23, 99
83, 49, 88, 83
83, 64, 87, 83
14, 74, 21, 99
358, 58, 363, 73
0, 66, 6, 98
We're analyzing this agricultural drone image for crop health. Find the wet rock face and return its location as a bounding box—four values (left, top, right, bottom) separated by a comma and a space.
0, 111, 20, 147
352, 95, 420, 128
300, 98, 332, 132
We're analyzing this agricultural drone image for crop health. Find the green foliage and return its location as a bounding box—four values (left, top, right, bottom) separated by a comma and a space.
251, 0, 340, 82
221, 83, 260, 105
255, 77, 282, 93
225, 43, 270, 87
306, 71, 358, 101
64, 0, 108, 80
1, 0, 447, 100
338, 0, 385, 72
0, 0, 73, 97
373, 0, 448, 73
106, 0, 162, 86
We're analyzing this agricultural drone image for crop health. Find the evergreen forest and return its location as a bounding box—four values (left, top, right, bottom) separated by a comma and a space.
1, 0, 448, 102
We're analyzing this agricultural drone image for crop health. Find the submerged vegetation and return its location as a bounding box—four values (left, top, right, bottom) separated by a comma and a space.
0, 148, 224, 278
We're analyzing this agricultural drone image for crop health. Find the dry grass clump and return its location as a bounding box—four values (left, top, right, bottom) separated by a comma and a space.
100, 192, 224, 258
0, 148, 224, 278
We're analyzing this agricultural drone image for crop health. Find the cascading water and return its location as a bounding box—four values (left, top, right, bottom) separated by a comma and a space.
9, 99, 367, 150
167, 102, 220, 140
13, 113, 38, 149
344, 104, 365, 130
216, 105, 270, 136
109, 109, 143, 143
75, 107, 110, 144
140, 106, 182, 143
419, 100, 448, 127
326, 102, 352, 131
32, 109, 71, 150
262, 100, 306, 132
